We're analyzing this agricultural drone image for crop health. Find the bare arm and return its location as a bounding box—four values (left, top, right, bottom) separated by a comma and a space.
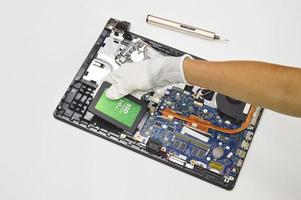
183, 59, 301, 117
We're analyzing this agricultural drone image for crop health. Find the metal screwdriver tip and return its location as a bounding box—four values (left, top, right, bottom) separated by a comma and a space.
215, 35, 229, 42
219, 37, 229, 42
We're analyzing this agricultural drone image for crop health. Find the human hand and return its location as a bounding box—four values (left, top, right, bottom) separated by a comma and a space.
102, 54, 191, 100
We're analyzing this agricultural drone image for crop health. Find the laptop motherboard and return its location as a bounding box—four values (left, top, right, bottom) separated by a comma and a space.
53, 18, 263, 190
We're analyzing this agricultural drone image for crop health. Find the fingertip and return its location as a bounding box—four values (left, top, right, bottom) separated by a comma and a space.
106, 86, 123, 100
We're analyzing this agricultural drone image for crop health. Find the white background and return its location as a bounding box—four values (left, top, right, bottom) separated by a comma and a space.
0, 0, 301, 199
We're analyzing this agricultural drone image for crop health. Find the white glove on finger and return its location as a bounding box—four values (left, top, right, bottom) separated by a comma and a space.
103, 54, 191, 100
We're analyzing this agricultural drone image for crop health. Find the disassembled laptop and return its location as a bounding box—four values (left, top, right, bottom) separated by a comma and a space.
54, 18, 263, 190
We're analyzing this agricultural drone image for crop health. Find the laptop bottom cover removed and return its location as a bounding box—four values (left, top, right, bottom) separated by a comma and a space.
53, 18, 263, 190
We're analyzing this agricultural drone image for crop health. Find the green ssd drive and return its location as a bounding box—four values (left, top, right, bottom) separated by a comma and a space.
89, 81, 148, 134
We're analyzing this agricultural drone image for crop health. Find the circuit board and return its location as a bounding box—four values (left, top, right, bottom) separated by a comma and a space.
53, 18, 263, 190
138, 87, 257, 178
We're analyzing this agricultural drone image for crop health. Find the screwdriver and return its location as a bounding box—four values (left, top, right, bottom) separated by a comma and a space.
146, 15, 229, 42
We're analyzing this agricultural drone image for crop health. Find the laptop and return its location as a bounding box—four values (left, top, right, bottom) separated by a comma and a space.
53, 18, 263, 190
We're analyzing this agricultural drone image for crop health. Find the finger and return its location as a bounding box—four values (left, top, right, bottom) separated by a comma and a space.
106, 84, 124, 100
101, 73, 118, 85
146, 48, 161, 59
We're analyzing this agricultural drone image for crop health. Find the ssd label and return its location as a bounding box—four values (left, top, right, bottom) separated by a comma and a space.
95, 89, 142, 127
